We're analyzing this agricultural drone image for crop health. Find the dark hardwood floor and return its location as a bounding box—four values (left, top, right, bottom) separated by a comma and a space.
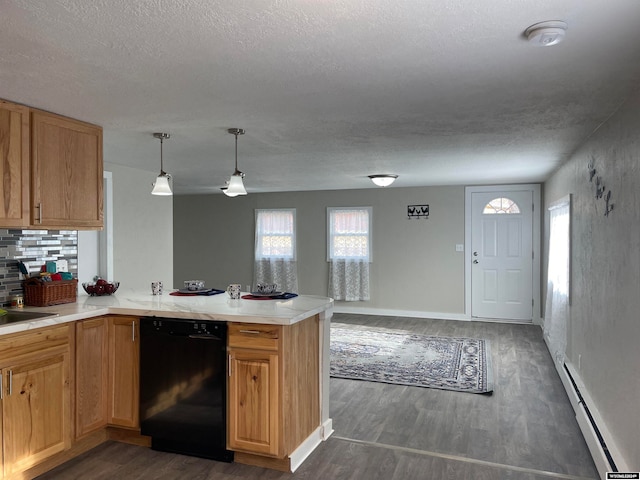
37, 314, 598, 480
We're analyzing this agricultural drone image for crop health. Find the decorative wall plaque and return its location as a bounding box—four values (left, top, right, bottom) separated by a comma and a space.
587, 159, 614, 216
408, 205, 429, 219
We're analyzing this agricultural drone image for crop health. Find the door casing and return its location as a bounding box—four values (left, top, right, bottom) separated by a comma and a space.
464, 184, 541, 324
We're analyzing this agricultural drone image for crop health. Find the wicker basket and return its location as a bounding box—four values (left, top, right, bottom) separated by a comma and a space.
23, 278, 78, 306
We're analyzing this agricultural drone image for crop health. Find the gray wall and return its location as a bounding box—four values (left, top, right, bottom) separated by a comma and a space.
174, 186, 465, 316
543, 92, 640, 468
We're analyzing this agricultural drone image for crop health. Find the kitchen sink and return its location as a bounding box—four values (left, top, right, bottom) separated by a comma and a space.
0, 310, 59, 325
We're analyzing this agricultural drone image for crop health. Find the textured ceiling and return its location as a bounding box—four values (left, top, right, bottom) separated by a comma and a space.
2, 0, 640, 194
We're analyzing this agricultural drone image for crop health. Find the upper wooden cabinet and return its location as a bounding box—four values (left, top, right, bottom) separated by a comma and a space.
0, 99, 30, 227
31, 109, 103, 229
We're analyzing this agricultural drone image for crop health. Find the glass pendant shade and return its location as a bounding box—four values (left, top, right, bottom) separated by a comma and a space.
152, 173, 172, 195
226, 173, 247, 196
222, 185, 239, 197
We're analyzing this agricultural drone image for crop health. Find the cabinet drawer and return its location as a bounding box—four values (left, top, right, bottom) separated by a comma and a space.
0, 324, 70, 364
228, 323, 281, 351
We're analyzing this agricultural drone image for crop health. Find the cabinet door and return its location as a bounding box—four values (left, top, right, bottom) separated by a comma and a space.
108, 316, 139, 428
2, 352, 70, 477
75, 317, 108, 438
0, 99, 30, 227
228, 349, 280, 456
31, 110, 103, 229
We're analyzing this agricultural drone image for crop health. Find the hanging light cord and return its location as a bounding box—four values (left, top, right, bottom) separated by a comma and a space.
234, 131, 239, 175
229, 128, 245, 177
159, 136, 166, 175
153, 132, 170, 177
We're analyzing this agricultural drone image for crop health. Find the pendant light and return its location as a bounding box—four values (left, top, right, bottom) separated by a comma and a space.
224, 128, 247, 196
151, 133, 172, 196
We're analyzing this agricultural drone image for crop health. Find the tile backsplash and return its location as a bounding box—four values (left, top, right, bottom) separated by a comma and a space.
0, 229, 78, 307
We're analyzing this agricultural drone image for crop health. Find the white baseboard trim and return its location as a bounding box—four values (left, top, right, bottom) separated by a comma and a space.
333, 306, 541, 324
332, 305, 469, 322
321, 418, 334, 440
557, 361, 631, 476
470, 316, 534, 325
289, 419, 334, 473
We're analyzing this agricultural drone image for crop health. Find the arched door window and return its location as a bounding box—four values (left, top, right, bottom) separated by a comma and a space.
483, 197, 521, 214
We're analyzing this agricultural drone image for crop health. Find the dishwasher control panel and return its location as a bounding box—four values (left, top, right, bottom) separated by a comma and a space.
143, 317, 225, 338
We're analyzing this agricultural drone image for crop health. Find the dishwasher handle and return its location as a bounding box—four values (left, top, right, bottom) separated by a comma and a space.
188, 334, 224, 340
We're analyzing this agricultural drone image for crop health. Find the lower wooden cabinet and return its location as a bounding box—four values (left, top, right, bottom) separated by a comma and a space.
107, 316, 140, 428
0, 314, 320, 477
228, 348, 280, 456
74, 315, 140, 432
75, 317, 109, 438
227, 316, 320, 468
0, 324, 71, 478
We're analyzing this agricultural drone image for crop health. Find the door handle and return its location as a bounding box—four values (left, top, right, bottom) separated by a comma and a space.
35, 203, 42, 224
473, 251, 478, 256
473, 259, 479, 264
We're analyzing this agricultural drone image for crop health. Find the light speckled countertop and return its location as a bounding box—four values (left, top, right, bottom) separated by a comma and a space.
0, 288, 334, 335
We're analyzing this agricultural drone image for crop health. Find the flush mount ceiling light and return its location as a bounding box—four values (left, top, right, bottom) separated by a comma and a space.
151, 133, 172, 196
525, 21, 567, 47
223, 128, 247, 197
368, 174, 398, 187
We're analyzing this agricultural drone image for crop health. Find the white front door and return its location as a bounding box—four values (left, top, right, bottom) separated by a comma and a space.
470, 189, 534, 321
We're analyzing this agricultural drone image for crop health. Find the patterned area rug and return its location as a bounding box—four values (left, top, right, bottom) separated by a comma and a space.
330, 324, 493, 394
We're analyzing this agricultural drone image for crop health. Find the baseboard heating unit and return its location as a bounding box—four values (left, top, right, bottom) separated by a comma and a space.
559, 363, 631, 477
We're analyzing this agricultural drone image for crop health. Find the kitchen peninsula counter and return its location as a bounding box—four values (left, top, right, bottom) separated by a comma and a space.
0, 288, 334, 335
0, 288, 334, 474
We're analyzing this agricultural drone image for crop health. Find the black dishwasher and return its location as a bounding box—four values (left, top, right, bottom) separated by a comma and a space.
139, 317, 233, 462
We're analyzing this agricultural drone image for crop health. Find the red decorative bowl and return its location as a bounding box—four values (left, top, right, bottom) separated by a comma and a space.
83, 281, 120, 296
